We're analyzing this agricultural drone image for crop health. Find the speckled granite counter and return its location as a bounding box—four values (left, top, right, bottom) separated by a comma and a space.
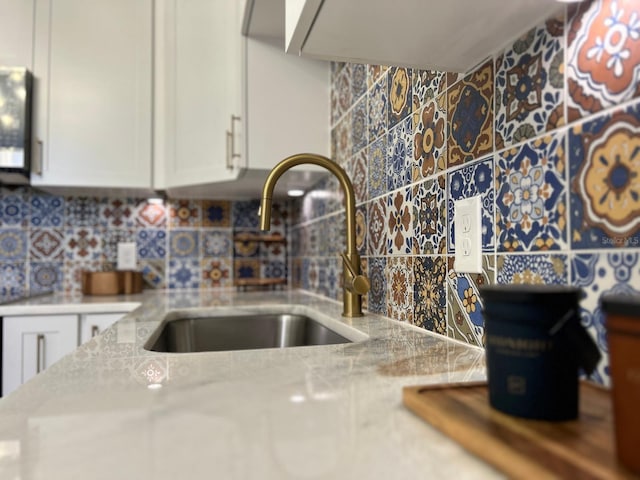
0, 289, 500, 479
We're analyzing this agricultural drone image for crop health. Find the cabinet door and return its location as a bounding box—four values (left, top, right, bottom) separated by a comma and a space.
79, 312, 125, 344
31, 0, 152, 189
0, 0, 34, 67
2, 315, 78, 396
154, 0, 244, 192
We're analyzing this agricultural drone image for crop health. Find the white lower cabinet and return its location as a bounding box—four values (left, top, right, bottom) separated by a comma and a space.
2, 311, 129, 396
2, 315, 78, 396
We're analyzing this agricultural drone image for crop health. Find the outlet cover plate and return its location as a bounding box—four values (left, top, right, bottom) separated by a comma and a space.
454, 196, 482, 274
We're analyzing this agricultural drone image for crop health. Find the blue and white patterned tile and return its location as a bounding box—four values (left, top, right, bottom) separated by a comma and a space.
29, 261, 63, 294
352, 97, 368, 154
169, 230, 199, 258
368, 135, 387, 199
414, 256, 447, 333
571, 252, 640, 386
569, 102, 640, 249
412, 69, 446, 110
201, 229, 232, 258
447, 255, 496, 346
413, 175, 446, 255
388, 67, 412, 129
168, 258, 200, 289
387, 256, 414, 323
387, 116, 413, 191
447, 157, 495, 253
412, 93, 447, 182
0, 187, 28, 227
233, 200, 261, 229
496, 132, 567, 252
64, 228, 102, 260
136, 229, 167, 259
262, 260, 286, 280
29, 228, 64, 260
497, 253, 568, 285
140, 259, 166, 289
368, 73, 387, 142
0, 262, 26, 300
30, 193, 64, 228
495, 14, 564, 149
65, 196, 100, 227
387, 187, 413, 255
0, 229, 27, 261
367, 257, 387, 315
351, 63, 367, 102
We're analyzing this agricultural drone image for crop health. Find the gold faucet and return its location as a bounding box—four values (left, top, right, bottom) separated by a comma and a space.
259, 153, 370, 317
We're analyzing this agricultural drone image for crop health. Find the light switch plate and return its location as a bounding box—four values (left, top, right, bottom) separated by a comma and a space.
117, 242, 137, 270
454, 196, 482, 273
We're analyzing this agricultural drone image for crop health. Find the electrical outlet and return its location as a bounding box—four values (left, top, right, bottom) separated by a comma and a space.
454, 196, 482, 273
117, 242, 137, 270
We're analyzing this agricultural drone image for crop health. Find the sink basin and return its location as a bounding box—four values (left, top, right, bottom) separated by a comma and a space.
145, 312, 354, 353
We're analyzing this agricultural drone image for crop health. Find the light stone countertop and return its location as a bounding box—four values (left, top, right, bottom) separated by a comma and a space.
0, 289, 502, 479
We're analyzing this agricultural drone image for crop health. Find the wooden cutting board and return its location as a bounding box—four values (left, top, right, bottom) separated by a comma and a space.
402, 382, 637, 479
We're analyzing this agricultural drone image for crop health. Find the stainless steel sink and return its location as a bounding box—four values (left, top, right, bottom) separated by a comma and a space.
145, 313, 354, 353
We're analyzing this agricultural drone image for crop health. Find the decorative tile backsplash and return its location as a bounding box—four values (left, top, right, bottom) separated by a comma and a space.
290, 0, 640, 386
0, 195, 288, 299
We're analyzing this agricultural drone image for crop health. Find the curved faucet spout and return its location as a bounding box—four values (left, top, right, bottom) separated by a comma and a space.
259, 153, 368, 317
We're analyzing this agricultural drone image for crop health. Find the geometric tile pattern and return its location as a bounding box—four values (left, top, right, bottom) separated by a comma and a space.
30, 228, 64, 260
387, 256, 414, 323
169, 199, 202, 228
0, 187, 28, 227
388, 67, 412, 130
414, 256, 447, 334
387, 116, 413, 191
29, 261, 63, 294
413, 93, 447, 182
497, 253, 568, 285
413, 175, 446, 255
30, 193, 64, 228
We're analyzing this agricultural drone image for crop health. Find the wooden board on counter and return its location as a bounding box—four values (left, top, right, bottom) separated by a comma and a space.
402, 382, 637, 479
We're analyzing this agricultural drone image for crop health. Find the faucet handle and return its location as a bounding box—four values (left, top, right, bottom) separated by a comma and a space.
340, 252, 370, 295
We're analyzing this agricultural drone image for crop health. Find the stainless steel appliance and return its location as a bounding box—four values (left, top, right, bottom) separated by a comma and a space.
0, 67, 32, 185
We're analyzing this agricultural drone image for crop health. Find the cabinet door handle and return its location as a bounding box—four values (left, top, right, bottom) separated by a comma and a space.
226, 131, 233, 170
36, 334, 46, 374
230, 115, 241, 160
91, 325, 100, 337
34, 140, 43, 175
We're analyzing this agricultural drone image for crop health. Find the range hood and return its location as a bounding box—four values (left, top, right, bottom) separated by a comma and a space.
0, 67, 32, 185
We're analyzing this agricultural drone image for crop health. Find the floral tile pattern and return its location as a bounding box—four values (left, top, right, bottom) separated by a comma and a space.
233, 200, 260, 229
352, 63, 367, 101
100, 198, 135, 228
413, 175, 446, 254
368, 74, 387, 142
0, 262, 26, 300
29, 261, 63, 293
387, 257, 414, 323
169, 259, 200, 289
368, 197, 386, 256
447, 157, 495, 253
352, 97, 368, 154
569, 102, 640, 249
201, 230, 232, 258
388, 67, 412, 129
65, 196, 99, 227
169, 200, 202, 228
201, 259, 231, 288
414, 256, 447, 333
0, 188, 28, 227
387, 188, 413, 254
495, 15, 565, 149
367, 257, 387, 315
412, 70, 446, 111
413, 93, 447, 182
496, 132, 567, 252
368, 136, 387, 199
447, 255, 495, 346
30, 228, 64, 260
387, 116, 413, 191
262, 260, 286, 279
447, 60, 494, 167
169, 230, 199, 258
0, 229, 27, 261
367, 65, 387, 89
572, 251, 640, 385
30, 193, 64, 228
497, 253, 568, 285
136, 229, 167, 259
65, 228, 102, 260
202, 200, 231, 227
135, 200, 166, 228
567, 0, 640, 122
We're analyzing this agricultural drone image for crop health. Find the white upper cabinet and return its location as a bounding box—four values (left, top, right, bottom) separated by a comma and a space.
31, 0, 153, 192
0, 0, 34, 68
285, 0, 564, 72
154, 0, 245, 197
